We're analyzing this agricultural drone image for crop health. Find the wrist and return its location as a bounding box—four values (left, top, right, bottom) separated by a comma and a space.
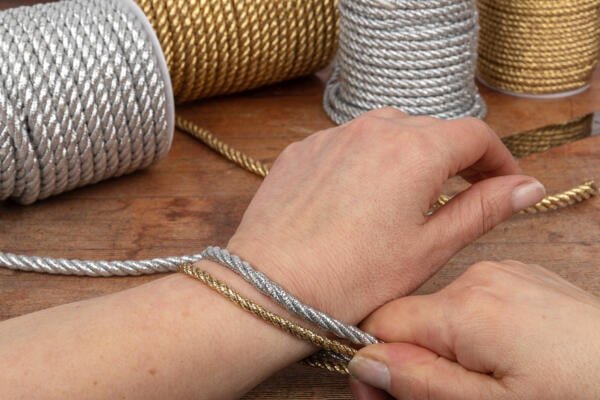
226, 234, 357, 324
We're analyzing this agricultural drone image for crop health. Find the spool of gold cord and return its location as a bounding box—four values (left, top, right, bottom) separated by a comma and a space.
477, 0, 600, 95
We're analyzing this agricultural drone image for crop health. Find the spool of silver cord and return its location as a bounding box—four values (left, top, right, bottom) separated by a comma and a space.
0, 0, 198, 276
324, 0, 486, 123
0, 0, 171, 205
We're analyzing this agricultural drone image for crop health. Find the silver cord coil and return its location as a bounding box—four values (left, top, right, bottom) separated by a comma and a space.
324, 0, 486, 124
0, 0, 172, 205
202, 246, 379, 346
0, 0, 193, 276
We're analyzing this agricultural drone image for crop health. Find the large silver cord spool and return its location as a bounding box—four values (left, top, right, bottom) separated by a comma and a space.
0, 0, 202, 276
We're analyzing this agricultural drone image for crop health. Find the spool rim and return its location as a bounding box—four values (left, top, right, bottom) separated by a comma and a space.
115, 0, 175, 153
477, 75, 591, 100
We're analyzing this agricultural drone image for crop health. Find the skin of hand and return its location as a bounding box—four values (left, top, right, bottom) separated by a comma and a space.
349, 260, 600, 400
228, 107, 546, 323
0, 110, 547, 399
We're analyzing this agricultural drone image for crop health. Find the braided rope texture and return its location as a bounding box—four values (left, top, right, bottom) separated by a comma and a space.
201, 246, 378, 345
477, 0, 600, 95
502, 114, 594, 159
179, 264, 357, 375
0, 0, 171, 205
324, 0, 486, 124
136, 0, 338, 103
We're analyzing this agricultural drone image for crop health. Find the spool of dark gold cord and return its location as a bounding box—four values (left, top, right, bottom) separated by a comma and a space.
136, 0, 338, 103
477, 0, 600, 96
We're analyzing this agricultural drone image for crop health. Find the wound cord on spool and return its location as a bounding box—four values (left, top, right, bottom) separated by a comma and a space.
136, 0, 339, 103
0, 0, 172, 205
323, 0, 486, 124
477, 0, 600, 96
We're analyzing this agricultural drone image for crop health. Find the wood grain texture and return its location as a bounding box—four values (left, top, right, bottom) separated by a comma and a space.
1, 1, 600, 398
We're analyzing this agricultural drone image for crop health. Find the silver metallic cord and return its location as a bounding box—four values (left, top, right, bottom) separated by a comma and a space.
202, 246, 379, 346
324, 0, 487, 124
0, 0, 185, 276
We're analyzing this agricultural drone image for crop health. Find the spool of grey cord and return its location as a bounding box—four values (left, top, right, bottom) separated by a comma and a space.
0, 0, 202, 276
324, 0, 486, 123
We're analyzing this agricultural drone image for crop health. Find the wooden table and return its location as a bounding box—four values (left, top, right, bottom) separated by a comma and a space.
2, 1, 600, 398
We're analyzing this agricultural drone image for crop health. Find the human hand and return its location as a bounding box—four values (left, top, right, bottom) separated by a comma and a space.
349, 260, 600, 399
227, 108, 546, 322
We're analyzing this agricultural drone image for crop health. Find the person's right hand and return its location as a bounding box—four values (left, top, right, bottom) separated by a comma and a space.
349, 260, 600, 399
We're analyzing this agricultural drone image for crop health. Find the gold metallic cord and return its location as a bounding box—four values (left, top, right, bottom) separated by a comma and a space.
179, 263, 356, 375
477, 0, 600, 95
137, 0, 338, 103
435, 180, 597, 215
175, 116, 270, 177
501, 114, 594, 159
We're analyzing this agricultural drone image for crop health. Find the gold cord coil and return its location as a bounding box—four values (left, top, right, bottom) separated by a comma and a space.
477, 0, 600, 95
136, 0, 338, 103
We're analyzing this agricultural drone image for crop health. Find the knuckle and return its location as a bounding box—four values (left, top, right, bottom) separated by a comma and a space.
464, 261, 503, 279
477, 190, 505, 234
402, 373, 435, 400
462, 116, 492, 136
276, 142, 300, 163
451, 284, 502, 322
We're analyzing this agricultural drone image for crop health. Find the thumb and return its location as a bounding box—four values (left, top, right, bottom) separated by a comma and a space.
426, 175, 545, 261
349, 343, 504, 400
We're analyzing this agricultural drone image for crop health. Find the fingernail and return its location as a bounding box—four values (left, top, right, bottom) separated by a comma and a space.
348, 356, 391, 392
512, 180, 546, 212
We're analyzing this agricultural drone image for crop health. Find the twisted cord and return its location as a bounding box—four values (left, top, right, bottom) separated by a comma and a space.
502, 114, 594, 158
0, 252, 202, 277
0, 0, 185, 276
136, 0, 338, 103
201, 246, 378, 346
0, 0, 170, 205
522, 181, 597, 214
179, 263, 356, 375
323, 0, 486, 124
477, 0, 600, 95
175, 116, 270, 178
435, 181, 598, 214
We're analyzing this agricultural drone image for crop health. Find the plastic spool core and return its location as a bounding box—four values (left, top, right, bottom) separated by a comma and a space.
477, 76, 591, 100
115, 0, 175, 151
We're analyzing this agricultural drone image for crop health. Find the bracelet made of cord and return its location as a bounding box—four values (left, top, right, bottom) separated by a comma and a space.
200, 246, 378, 346
179, 263, 356, 374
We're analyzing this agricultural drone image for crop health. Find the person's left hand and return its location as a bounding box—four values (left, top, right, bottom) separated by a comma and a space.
226, 109, 545, 323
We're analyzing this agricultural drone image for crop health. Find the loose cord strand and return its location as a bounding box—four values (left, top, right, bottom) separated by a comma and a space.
178, 116, 598, 216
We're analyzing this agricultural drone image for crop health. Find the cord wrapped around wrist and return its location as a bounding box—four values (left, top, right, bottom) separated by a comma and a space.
179, 263, 357, 374
200, 246, 377, 345
179, 246, 382, 375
